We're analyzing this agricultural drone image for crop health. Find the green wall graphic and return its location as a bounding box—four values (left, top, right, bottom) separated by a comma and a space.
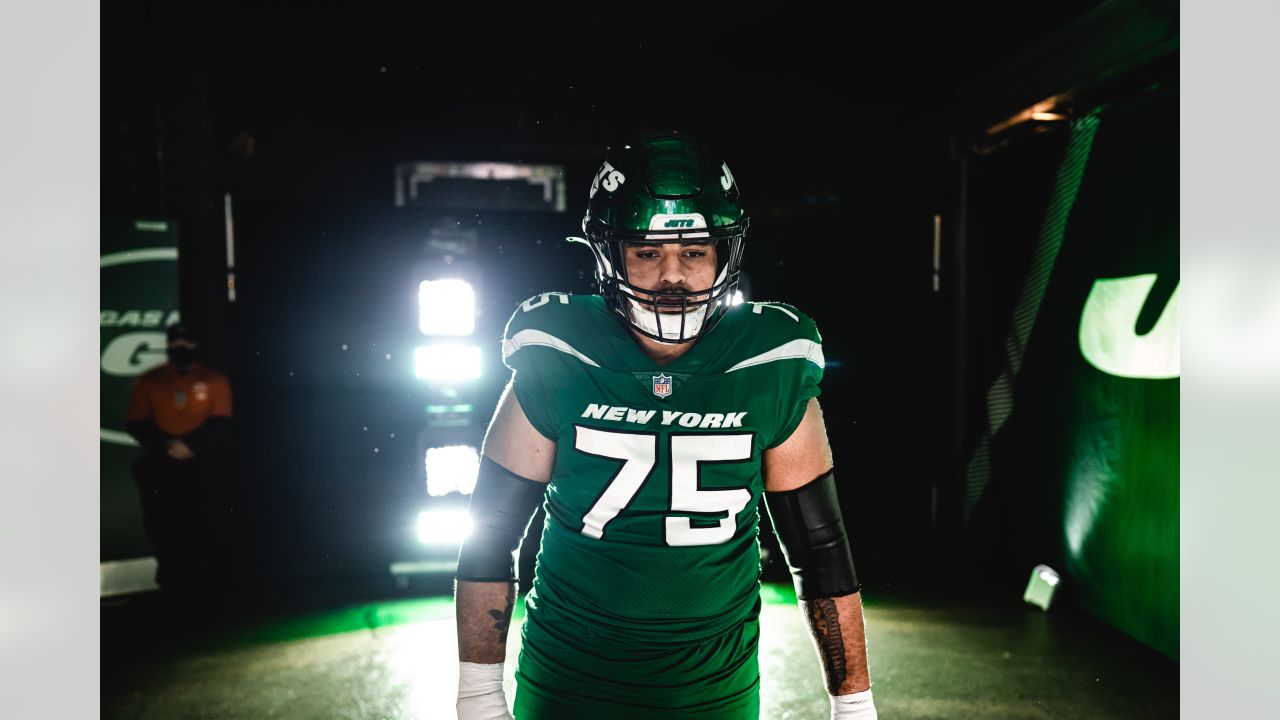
101, 219, 180, 561
967, 86, 1178, 658
1079, 274, 1179, 379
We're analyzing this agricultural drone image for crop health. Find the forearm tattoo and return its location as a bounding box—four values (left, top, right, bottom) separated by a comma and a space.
805, 597, 847, 695
487, 583, 515, 645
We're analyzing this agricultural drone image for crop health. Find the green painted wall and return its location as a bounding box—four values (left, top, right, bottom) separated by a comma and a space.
968, 86, 1178, 658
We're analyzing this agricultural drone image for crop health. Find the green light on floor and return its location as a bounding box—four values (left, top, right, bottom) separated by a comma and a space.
236, 596, 464, 646
1079, 274, 1179, 379
227, 584, 804, 651
760, 582, 798, 606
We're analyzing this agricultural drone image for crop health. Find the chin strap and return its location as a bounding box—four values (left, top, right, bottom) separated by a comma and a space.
626, 298, 710, 341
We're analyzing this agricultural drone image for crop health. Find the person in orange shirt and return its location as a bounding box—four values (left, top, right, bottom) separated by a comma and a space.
125, 324, 233, 594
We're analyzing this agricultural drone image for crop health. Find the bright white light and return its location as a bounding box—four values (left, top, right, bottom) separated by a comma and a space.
100, 557, 160, 597
418, 279, 475, 335
426, 445, 480, 496
728, 290, 745, 306
415, 345, 481, 381
1024, 563, 1061, 611
417, 510, 472, 545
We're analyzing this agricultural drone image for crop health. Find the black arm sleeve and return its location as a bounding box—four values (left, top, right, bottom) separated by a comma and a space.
183, 416, 231, 454
456, 456, 547, 582
764, 468, 860, 600
125, 419, 171, 455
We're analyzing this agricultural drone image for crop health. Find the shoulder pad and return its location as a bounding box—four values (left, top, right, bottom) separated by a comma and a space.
501, 292, 606, 371
744, 301, 821, 342
714, 301, 824, 374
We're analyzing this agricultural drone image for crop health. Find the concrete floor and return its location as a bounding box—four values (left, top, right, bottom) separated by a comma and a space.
101, 583, 1177, 719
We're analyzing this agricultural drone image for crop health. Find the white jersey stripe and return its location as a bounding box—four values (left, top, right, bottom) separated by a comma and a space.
724, 339, 825, 373
503, 328, 601, 367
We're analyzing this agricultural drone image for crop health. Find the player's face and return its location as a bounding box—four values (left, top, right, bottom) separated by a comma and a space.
622, 242, 718, 312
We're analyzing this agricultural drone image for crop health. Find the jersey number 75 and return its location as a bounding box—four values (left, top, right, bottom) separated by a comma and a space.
574, 425, 753, 547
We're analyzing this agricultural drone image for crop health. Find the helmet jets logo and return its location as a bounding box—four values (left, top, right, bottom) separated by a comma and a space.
647, 214, 708, 240
720, 162, 736, 192
590, 161, 626, 198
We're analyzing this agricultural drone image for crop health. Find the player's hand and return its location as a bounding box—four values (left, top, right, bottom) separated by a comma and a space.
831, 688, 877, 719
457, 661, 512, 720
167, 440, 194, 460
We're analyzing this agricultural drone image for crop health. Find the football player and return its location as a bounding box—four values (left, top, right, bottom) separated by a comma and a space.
455, 131, 876, 719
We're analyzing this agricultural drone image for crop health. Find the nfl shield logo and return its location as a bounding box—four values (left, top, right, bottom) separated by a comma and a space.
652, 373, 673, 398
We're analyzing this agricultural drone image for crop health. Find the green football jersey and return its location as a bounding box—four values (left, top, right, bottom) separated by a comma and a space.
502, 293, 824, 719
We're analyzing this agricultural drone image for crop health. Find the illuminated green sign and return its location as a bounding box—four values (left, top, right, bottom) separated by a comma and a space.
1079, 274, 1179, 379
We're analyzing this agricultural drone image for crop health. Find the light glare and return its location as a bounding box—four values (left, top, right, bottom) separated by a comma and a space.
426, 445, 480, 496
419, 279, 475, 335
415, 345, 481, 381
417, 510, 472, 545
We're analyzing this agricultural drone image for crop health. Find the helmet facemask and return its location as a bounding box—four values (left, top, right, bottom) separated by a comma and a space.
581, 217, 747, 344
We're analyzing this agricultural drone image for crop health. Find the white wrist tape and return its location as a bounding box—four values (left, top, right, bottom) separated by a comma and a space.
457, 662, 512, 720
831, 688, 877, 720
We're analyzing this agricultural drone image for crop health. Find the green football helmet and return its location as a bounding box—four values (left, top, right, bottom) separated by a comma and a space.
578, 130, 748, 344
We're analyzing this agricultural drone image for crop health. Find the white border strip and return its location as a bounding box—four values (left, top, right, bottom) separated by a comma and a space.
503, 329, 600, 367
725, 339, 825, 373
